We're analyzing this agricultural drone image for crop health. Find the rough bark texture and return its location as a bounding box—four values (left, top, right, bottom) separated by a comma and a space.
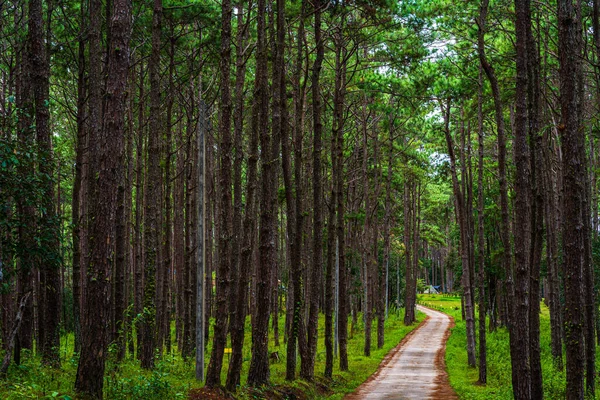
442, 102, 476, 368
558, 0, 585, 397
75, 0, 132, 394
28, 0, 60, 367
525, 4, 543, 396
247, 0, 273, 386
302, 0, 324, 381
477, 67, 487, 385
284, 0, 307, 380
513, 0, 533, 397
477, 0, 512, 334
205, 0, 233, 386
140, 0, 161, 370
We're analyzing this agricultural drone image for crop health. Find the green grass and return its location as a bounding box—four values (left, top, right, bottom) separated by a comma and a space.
418, 294, 575, 399
0, 308, 422, 399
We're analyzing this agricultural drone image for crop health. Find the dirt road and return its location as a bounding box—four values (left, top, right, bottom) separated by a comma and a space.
345, 305, 457, 400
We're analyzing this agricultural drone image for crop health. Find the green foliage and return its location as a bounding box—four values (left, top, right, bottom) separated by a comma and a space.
0, 310, 424, 399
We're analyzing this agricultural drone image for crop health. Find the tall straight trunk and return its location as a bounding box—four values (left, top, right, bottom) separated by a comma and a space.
73, 0, 102, 390
195, 91, 207, 382
225, 1, 253, 390
114, 164, 126, 360
380, 117, 393, 350
302, 0, 324, 381
140, 0, 162, 370
558, 0, 585, 397
335, 40, 348, 372
160, 30, 176, 356
477, 0, 512, 333
442, 101, 476, 367
583, 138, 595, 396
75, 0, 132, 394
403, 176, 414, 326
285, 0, 307, 380
513, 1, 533, 398
526, 5, 543, 397
325, 131, 336, 378
206, 0, 233, 386
174, 117, 185, 350
72, 0, 87, 355
542, 127, 562, 368
362, 96, 373, 355
477, 66, 487, 384
229, 0, 249, 338
16, 0, 35, 356
585, 2, 597, 375
124, 90, 135, 358
134, 64, 145, 360
182, 110, 196, 358
247, 0, 274, 386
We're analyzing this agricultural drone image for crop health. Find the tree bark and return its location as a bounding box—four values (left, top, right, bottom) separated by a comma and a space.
558, 0, 585, 397
140, 0, 162, 370
302, 0, 324, 381
75, 0, 132, 393
477, 66, 487, 384
206, 0, 233, 385
247, 0, 274, 386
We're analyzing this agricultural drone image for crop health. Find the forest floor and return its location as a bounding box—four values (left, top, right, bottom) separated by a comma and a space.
0, 309, 423, 399
345, 305, 456, 400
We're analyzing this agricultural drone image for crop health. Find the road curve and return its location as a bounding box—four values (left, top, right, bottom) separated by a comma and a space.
345, 305, 457, 400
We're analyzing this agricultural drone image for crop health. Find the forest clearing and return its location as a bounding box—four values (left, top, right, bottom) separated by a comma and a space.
1, 0, 599, 398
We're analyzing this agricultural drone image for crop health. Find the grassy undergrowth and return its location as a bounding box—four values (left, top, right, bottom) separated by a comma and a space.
417, 294, 591, 399
0, 308, 422, 399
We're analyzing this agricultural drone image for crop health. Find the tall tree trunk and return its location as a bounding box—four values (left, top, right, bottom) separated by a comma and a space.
526, 5, 543, 396
403, 175, 414, 326
442, 101, 476, 368
477, 66, 487, 384
72, 0, 87, 355
513, 1, 533, 398
134, 64, 145, 360
30, 0, 61, 367
206, 0, 233, 385
75, 0, 132, 393
228, 0, 249, 340
477, 0, 512, 329
302, 0, 324, 381
16, 0, 35, 357
542, 127, 562, 368
140, 0, 162, 370
335, 39, 349, 372
558, 0, 585, 397
285, 0, 307, 380
225, 38, 260, 388
247, 0, 274, 386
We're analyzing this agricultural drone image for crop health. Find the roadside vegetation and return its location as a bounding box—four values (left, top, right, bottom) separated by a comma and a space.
0, 310, 422, 399
418, 294, 573, 399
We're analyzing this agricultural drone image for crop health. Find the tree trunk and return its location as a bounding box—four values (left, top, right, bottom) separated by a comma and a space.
477, 66, 487, 384
442, 101, 476, 367
206, 0, 233, 385
558, 0, 585, 397
75, 0, 132, 393
302, 0, 324, 381
140, 0, 162, 370
284, 0, 307, 380
513, 0, 533, 397
247, 0, 274, 386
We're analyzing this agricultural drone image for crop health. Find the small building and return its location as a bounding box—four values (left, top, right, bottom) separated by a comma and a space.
423, 285, 439, 294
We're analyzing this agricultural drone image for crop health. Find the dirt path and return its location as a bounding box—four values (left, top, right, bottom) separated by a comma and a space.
345, 305, 457, 400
